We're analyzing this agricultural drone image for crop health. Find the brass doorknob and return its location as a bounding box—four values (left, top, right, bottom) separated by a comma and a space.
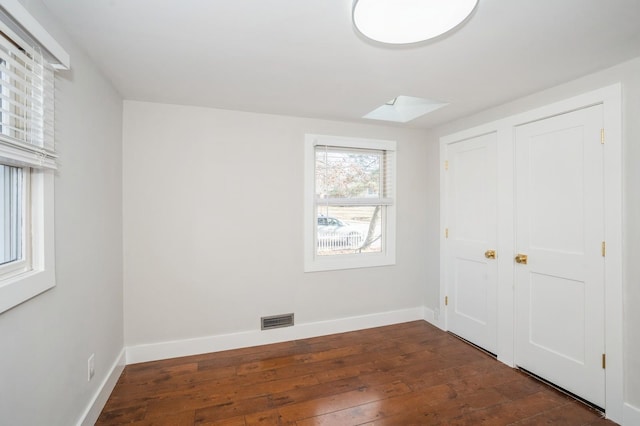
484, 250, 496, 259
515, 254, 528, 264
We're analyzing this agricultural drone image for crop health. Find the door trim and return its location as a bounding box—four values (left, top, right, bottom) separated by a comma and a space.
439, 84, 622, 423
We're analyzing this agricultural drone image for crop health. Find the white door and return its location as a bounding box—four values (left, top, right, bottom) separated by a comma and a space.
514, 105, 605, 407
445, 132, 498, 354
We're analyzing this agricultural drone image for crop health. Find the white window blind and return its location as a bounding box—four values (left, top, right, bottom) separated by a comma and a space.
314, 144, 394, 207
0, 23, 56, 169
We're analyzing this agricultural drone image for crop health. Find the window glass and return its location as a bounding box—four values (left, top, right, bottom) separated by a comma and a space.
0, 164, 24, 266
315, 148, 382, 199
316, 205, 382, 256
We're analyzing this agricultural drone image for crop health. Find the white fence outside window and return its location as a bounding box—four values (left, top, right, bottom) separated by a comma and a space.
317, 232, 364, 251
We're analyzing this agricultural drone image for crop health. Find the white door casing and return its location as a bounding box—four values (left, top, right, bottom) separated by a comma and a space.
444, 133, 498, 354
514, 105, 605, 407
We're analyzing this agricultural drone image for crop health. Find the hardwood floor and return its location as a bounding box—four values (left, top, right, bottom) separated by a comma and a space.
97, 321, 614, 425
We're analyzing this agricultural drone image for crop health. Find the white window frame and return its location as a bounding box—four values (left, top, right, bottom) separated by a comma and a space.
0, 167, 54, 313
0, 1, 66, 314
304, 134, 396, 272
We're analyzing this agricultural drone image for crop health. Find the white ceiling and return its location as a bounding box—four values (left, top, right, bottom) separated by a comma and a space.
41, 0, 640, 129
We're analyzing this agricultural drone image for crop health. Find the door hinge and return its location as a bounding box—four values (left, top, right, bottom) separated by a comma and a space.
602, 353, 606, 369
601, 128, 605, 144
444, 160, 449, 171
602, 241, 606, 257
445, 296, 449, 306
445, 228, 449, 239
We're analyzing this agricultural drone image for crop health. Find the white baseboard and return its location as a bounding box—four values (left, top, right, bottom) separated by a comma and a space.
624, 402, 640, 425
126, 307, 425, 364
77, 348, 126, 426
423, 307, 437, 325
423, 306, 446, 330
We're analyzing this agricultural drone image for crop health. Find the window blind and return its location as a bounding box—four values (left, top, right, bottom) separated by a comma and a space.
0, 22, 56, 169
314, 144, 394, 207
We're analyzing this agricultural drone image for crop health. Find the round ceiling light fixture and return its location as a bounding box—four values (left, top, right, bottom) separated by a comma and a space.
353, 0, 478, 45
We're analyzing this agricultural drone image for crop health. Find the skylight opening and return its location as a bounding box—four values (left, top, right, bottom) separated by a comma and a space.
363, 96, 448, 123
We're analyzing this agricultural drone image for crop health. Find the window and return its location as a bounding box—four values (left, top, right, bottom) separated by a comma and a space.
304, 134, 396, 272
0, 164, 28, 268
0, 13, 59, 313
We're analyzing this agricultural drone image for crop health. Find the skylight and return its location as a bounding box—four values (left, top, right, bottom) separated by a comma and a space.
363, 96, 448, 123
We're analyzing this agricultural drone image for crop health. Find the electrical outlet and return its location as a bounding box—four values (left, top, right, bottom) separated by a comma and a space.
88, 353, 95, 381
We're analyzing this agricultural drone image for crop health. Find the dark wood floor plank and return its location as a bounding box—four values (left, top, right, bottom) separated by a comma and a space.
510, 400, 610, 425
276, 380, 411, 425
193, 396, 271, 424
127, 410, 196, 426
96, 404, 147, 424
109, 365, 238, 402
196, 415, 246, 426
294, 387, 447, 426
268, 376, 370, 408
96, 321, 615, 426
235, 344, 366, 376
243, 409, 280, 425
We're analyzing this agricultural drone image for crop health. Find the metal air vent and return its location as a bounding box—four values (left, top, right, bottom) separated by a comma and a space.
261, 313, 294, 330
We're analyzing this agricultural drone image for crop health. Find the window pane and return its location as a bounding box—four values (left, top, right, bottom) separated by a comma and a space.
315, 148, 382, 199
0, 164, 24, 265
316, 205, 383, 256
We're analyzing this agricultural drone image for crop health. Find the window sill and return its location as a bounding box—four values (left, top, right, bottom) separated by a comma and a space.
0, 267, 55, 313
304, 251, 396, 272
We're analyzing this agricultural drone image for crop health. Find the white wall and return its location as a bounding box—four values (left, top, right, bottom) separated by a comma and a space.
422, 131, 441, 315
123, 101, 435, 350
431, 57, 640, 414
0, 1, 124, 425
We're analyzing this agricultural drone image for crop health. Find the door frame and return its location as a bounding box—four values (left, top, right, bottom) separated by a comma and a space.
438, 84, 623, 423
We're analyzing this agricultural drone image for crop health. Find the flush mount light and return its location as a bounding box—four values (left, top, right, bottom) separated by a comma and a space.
353, 0, 478, 44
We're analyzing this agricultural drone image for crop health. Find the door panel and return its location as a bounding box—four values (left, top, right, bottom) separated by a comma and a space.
454, 258, 489, 323
446, 132, 497, 354
529, 274, 585, 363
528, 126, 585, 253
514, 105, 605, 407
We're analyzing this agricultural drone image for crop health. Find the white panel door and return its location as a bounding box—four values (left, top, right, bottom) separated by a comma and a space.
446, 132, 498, 354
514, 105, 605, 407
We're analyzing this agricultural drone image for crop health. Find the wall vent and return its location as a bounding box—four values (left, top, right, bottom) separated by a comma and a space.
261, 313, 294, 330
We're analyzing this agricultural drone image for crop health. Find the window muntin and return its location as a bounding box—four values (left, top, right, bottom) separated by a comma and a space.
305, 135, 396, 272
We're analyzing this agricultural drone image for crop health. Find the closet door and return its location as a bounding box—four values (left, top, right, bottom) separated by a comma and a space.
514, 105, 605, 407
445, 132, 498, 354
